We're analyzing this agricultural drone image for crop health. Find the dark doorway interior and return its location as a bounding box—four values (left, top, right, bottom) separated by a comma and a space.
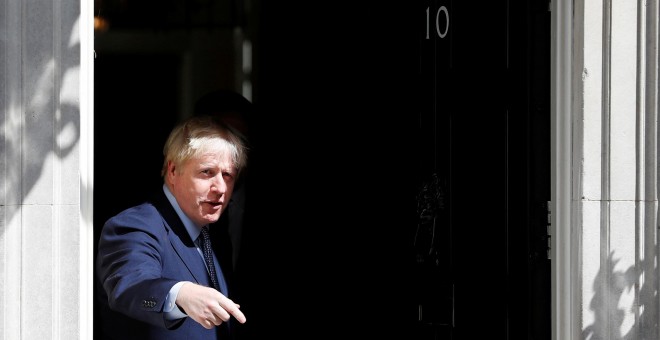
93, 1, 550, 339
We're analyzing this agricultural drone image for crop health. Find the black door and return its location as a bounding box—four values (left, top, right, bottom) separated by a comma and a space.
93, 1, 550, 338
413, 1, 551, 339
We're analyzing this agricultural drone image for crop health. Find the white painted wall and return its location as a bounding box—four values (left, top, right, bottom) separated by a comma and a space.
0, 0, 94, 338
553, 0, 660, 339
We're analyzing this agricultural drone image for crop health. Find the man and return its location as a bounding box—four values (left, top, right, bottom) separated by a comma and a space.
193, 89, 253, 271
96, 115, 247, 339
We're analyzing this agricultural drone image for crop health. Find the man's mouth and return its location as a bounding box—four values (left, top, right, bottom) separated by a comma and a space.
205, 201, 223, 208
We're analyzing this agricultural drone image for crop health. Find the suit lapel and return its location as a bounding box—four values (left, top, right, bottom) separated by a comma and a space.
151, 190, 210, 287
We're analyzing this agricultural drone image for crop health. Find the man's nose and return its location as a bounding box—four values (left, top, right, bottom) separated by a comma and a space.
211, 176, 226, 193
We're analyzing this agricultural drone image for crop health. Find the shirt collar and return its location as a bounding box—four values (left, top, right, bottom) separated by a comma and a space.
163, 184, 204, 241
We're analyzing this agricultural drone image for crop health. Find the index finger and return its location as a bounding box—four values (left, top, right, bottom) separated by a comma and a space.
219, 299, 246, 324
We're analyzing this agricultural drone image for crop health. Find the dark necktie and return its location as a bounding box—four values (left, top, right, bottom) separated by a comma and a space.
200, 226, 220, 291
200, 226, 232, 338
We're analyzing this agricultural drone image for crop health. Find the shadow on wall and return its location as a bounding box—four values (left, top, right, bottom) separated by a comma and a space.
581, 250, 657, 340
2, 15, 81, 232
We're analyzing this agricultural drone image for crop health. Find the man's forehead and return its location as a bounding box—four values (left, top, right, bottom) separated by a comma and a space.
187, 154, 235, 169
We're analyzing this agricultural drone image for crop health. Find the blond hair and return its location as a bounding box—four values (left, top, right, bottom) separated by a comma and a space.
161, 115, 248, 177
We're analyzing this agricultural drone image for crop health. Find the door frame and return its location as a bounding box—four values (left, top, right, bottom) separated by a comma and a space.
79, 0, 577, 338
550, 0, 578, 339
81, 0, 95, 338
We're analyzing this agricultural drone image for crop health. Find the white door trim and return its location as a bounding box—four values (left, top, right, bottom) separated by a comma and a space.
550, 0, 579, 339
80, 0, 95, 338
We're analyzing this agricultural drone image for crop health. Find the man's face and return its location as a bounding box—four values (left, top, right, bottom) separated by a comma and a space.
167, 149, 236, 227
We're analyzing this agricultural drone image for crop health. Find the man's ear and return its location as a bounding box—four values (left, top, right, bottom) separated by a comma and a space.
166, 160, 176, 181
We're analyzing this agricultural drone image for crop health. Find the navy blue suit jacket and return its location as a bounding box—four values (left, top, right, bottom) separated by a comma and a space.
96, 189, 235, 340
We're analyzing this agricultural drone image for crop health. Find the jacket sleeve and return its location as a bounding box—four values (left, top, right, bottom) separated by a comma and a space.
96, 204, 181, 329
